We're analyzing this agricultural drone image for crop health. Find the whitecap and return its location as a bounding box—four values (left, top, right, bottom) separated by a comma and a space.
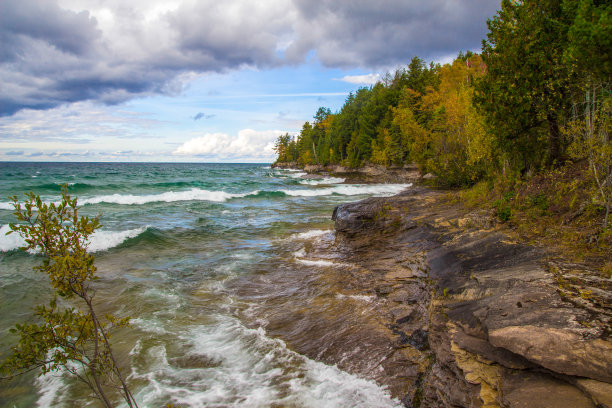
299, 177, 345, 185
87, 226, 148, 252
0, 224, 26, 252
131, 317, 168, 335
80, 188, 255, 206
282, 183, 411, 197
35, 359, 83, 407
0, 202, 14, 210
0, 224, 147, 253
36, 369, 69, 407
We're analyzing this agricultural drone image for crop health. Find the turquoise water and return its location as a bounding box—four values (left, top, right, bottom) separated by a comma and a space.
0, 162, 410, 408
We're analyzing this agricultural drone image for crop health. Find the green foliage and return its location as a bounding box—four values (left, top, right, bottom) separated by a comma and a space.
1, 188, 138, 408
274, 0, 610, 223
494, 192, 515, 222
478, 0, 573, 170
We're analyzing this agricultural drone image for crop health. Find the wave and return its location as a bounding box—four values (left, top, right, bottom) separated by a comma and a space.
0, 224, 26, 252
0, 224, 149, 253
87, 226, 149, 252
246, 190, 286, 200
0, 184, 411, 210
79, 188, 253, 206
36, 366, 71, 408
25, 182, 97, 192
282, 183, 411, 197
283, 171, 307, 179
299, 177, 345, 185
127, 318, 402, 408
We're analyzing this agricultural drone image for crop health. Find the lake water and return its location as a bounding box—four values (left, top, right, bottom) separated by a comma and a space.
0, 162, 410, 408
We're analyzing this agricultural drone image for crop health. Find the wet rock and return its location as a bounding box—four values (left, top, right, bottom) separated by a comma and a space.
329, 187, 612, 406
407, 329, 429, 351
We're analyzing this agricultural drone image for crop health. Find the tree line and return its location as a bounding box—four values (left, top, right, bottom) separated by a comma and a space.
275, 0, 611, 219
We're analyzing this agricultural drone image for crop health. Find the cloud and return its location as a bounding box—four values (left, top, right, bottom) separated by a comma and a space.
173, 129, 286, 159
287, 0, 498, 68
0, 101, 163, 143
5, 150, 24, 156
1, 0, 500, 116
335, 74, 380, 85
193, 112, 215, 121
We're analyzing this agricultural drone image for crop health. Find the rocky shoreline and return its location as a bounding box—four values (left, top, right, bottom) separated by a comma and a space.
272, 162, 424, 184
300, 186, 611, 407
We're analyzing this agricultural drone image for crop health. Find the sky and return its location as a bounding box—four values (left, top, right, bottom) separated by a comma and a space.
0, 0, 501, 163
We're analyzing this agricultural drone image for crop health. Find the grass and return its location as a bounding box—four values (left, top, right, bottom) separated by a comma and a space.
452, 160, 611, 277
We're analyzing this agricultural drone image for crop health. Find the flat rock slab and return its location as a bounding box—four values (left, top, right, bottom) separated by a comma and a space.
502, 372, 597, 408
489, 326, 612, 383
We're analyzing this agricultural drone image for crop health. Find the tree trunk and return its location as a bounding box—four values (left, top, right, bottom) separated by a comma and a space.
547, 113, 561, 166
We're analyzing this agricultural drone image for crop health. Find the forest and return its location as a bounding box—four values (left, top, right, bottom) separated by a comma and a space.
274, 0, 611, 229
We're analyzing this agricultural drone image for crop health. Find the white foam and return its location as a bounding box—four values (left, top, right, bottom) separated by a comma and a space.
282, 183, 411, 197
0, 224, 147, 253
87, 226, 147, 252
36, 369, 69, 408
35, 358, 84, 407
291, 229, 332, 240
128, 318, 402, 407
0, 224, 26, 252
296, 259, 339, 267
131, 317, 167, 335
299, 177, 345, 185
0, 202, 14, 210
80, 188, 254, 206
288, 172, 307, 179
293, 246, 345, 267
293, 248, 306, 258
336, 293, 375, 302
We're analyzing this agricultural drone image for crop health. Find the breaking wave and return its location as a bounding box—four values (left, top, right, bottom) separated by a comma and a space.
0, 224, 149, 253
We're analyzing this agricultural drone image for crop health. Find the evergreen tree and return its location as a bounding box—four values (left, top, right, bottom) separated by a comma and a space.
478, 0, 573, 170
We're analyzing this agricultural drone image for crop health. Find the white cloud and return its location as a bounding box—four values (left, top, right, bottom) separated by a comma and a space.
335, 73, 380, 85
173, 129, 287, 160
2, 0, 500, 115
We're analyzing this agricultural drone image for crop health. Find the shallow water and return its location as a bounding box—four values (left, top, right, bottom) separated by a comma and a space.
0, 163, 410, 407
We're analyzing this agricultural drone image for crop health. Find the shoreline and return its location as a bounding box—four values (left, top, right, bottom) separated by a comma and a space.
272, 162, 424, 184
291, 186, 611, 407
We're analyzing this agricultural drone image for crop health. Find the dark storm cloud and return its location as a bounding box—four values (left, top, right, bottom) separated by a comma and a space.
1, 0, 500, 116
286, 0, 500, 67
